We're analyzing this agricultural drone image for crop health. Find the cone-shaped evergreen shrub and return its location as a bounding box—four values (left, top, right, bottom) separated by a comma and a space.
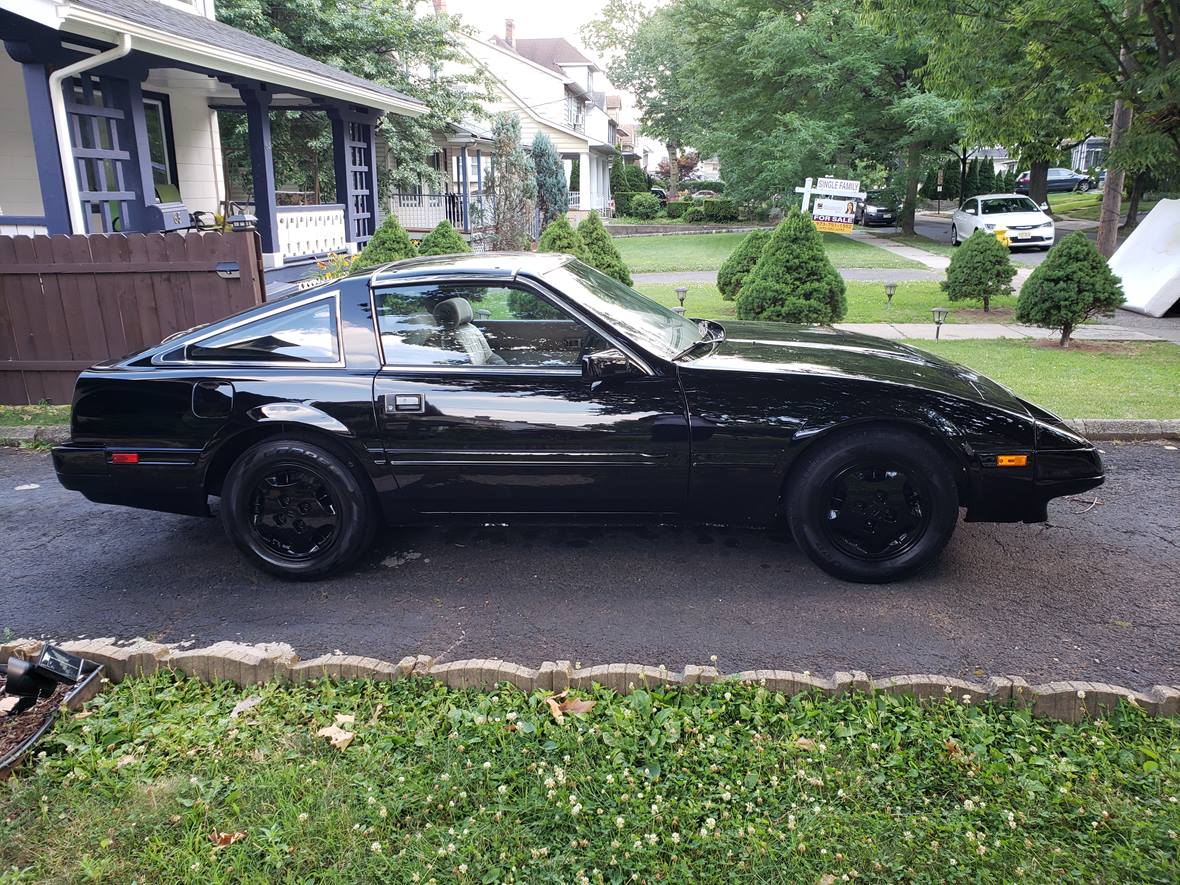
357, 214, 416, 266
416, 219, 470, 256
577, 211, 632, 285
537, 215, 588, 260
1015, 232, 1125, 346
942, 229, 1015, 312
735, 211, 846, 323
717, 229, 770, 300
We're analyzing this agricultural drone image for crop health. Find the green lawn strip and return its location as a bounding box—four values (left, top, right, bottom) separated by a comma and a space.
3, 673, 1176, 882
913, 340, 1180, 419
618, 232, 923, 273
0, 404, 71, 425
637, 281, 1011, 325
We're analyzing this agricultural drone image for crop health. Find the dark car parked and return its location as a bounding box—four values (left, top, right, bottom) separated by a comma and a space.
855, 190, 899, 227
1015, 168, 1094, 194
54, 254, 1104, 583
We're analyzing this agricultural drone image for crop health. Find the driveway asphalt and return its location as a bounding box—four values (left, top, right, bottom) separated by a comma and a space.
2, 443, 1177, 689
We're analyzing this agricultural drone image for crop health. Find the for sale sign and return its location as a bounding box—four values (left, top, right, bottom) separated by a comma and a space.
811, 197, 856, 234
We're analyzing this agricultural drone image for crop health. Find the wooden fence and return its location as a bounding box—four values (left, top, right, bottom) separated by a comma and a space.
0, 231, 264, 406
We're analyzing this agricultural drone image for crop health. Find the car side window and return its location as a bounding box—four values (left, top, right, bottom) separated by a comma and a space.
375, 284, 603, 369
1048, 168, 1064, 179
962, 200, 977, 215
186, 296, 339, 363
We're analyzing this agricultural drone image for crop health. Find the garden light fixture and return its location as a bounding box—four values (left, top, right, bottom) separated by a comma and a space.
675, 286, 688, 315
931, 306, 950, 338
884, 281, 896, 308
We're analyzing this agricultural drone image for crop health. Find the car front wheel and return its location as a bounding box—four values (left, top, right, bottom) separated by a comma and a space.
951, 224, 960, 246
786, 429, 960, 583
220, 437, 376, 579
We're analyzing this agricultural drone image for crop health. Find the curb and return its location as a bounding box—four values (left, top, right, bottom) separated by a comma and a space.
2, 421, 1177, 449
3, 637, 1177, 724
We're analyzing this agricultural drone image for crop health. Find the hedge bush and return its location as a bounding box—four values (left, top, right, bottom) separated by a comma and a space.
682, 179, 726, 193
357, 214, 416, 266
577, 211, 631, 285
942, 229, 1016, 312
623, 165, 649, 192
612, 192, 635, 216
700, 198, 739, 223
683, 206, 705, 223
537, 215, 587, 260
629, 192, 660, 220
665, 200, 692, 219
735, 210, 846, 323
1015, 231, 1125, 346
415, 219, 469, 256
717, 229, 771, 300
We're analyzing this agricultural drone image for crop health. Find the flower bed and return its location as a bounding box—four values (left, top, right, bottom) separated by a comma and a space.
0, 667, 103, 778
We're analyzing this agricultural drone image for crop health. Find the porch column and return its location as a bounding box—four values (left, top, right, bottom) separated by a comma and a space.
4, 44, 70, 233
239, 85, 279, 256
103, 75, 154, 232
459, 144, 470, 233
329, 105, 379, 247
579, 150, 591, 211
475, 149, 482, 193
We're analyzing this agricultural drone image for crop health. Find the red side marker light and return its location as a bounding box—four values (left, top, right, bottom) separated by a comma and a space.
111, 452, 139, 464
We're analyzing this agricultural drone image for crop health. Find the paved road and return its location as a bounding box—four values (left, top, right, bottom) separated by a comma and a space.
2, 444, 1177, 689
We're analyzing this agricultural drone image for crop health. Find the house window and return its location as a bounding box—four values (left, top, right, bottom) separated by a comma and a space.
142, 92, 179, 191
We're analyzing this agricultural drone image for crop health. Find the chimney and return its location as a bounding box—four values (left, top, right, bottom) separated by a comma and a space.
432, 0, 447, 12
505, 18, 515, 49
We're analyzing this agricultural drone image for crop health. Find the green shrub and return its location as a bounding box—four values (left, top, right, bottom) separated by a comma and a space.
942, 229, 1016, 312
612, 192, 634, 216
629, 192, 660, 220
735, 210, 846, 323
1015, 232, 1125, 346
683, 206, 705, 223
665, 200, 692, 219
577, 211, 632, 285
717, 229, 771, 300
682, 179, 725, 193
701, 198, 739, 222
623, 165, 649, 192
537, 214, 587, 261
416, 219, 469, 256
357, 214, 417, 266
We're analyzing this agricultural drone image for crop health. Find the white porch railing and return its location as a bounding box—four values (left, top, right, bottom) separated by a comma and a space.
568, 193, 580, 209
389, 193, 452, 231
276, 204, 347, 260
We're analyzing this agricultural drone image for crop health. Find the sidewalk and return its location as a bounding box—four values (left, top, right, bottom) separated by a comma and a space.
633, 267, 945, 285
848, 229, 1035, 288
833, 322, 1162, 341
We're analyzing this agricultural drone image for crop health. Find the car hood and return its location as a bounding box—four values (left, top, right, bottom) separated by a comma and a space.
682, 321, 1029, 411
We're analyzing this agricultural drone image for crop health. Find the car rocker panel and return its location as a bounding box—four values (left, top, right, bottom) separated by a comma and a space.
54, 253, 1103, 583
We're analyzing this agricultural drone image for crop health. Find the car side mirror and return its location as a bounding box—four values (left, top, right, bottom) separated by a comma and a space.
582, 348, 634, 380
1039, 202, 1049, 211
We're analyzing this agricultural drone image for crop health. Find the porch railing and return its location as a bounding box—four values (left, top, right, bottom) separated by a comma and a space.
275, 204, 348, 261
388, 193, 496, 235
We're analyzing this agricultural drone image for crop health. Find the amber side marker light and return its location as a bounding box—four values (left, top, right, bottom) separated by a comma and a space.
996, 455, 1028, 467
111, 452, 139, 464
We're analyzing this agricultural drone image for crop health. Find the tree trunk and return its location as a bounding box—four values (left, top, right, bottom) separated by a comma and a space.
900, 141, 921, 234
983, 294, 990, 313
959, 152, 968, 203
666, 141, 680, 202
1120, 170, 1146, 230
1028, 160, 1050, 208
1060, 322, 1073, 348
1097, 100, 1133, 257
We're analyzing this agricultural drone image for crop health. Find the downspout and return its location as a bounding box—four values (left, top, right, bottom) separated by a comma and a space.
49, 33, 134, 233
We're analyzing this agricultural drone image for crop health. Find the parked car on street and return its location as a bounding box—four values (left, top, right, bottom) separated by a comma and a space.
649, 186, 668, 206
951, 194, 1056, 250
854, 190, 900, 227
1015, 168, 1094, 194
54, 254, 1103, 583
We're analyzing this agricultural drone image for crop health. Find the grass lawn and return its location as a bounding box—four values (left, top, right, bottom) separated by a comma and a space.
1047, 191, 1158, 222
914, 340, 1180, 419
617, 231, 924, 273
3, 672, 1177, 882
0, 404, 71, 425
637, 281, 1015, 325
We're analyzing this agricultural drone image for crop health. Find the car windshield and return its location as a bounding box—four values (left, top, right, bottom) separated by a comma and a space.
543, 260, 703, 360
981, 197, 1041, 214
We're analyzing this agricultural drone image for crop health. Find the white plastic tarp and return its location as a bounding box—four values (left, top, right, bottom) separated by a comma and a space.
1108, 198, 1180, 317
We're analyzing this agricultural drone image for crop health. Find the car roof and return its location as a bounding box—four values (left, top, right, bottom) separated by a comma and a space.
975, 193, 1035, 200
364, 251, 572, 286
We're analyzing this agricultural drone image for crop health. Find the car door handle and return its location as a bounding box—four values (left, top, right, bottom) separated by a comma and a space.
384, 393, 425, 414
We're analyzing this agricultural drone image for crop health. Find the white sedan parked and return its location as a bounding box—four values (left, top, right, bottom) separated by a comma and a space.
951, 193, 1055, 250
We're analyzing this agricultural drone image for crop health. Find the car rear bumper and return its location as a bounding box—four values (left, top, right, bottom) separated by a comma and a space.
53, 442, 210, 517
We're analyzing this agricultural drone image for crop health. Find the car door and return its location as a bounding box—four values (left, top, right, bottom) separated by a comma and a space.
1047, 168, 1069, 192
370, 278, 690, 517
956, 199, 979, 237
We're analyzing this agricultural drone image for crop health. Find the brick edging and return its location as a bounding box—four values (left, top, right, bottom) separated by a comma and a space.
3, 638, 1176, 724
0, 425, 68, 446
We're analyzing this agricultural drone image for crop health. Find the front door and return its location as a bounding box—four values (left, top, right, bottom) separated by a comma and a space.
371, 280, 689, 516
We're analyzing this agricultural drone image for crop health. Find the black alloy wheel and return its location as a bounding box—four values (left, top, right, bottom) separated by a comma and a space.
786, 428, 960, 583
220, 437, 376, 579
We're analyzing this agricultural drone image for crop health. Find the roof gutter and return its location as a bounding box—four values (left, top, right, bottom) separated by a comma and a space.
49, 31, 133, 234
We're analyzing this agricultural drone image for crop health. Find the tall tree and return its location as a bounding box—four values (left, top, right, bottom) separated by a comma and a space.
486, 113, 537, 250
217, 0, 490, 196
530, 132, 568, 227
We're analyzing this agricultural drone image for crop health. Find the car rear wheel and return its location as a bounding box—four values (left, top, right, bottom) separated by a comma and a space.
220, 437, 376, 579
951, 224, 960, 246
786, 429, 960, 583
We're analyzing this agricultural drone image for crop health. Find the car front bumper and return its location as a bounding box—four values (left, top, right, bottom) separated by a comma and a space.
965, 439, 1104, 523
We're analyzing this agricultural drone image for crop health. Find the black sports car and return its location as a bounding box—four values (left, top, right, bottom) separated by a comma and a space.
53, 253, 1104, 583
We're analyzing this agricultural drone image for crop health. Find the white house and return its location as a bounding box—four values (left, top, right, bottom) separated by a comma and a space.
0, 0, 425, 289
460, 20, 617, 217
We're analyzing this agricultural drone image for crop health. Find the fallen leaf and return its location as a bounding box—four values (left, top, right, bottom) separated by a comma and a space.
317, 724, 355, 751
367, 704, 384, 727
116, 755, 136, 768
71, 709, 92, 720
545, 691, 596, 724
230, 696, 263, 719
210, 830, 247, 848
795, 737, 816, 750
14, 484, 40, 491
333, 713, 355, 726
819, 875, 838, 885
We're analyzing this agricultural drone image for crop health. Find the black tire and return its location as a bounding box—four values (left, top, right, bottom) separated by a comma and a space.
786, 429, 960, 583
219, 437, 376, 579
950, 224, 960, 246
